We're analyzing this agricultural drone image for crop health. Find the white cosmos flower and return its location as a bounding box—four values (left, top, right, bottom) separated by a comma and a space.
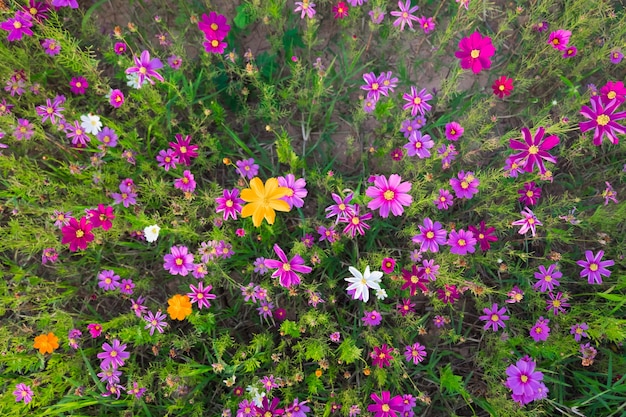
144, 224, 161, 243
80, 113, 102, 135
344, 265, 382, 303
126, 72, 143, 89
375, 288, 388, 300
245, 385, 265, 407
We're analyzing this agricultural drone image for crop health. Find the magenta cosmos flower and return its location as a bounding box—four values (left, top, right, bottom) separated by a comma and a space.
449, 171, 479, 199
125, 50, 164, 86
404, 342, 427, 365
412, 217, 447, 253
509, 127, 559, 174
468, 221, 498, 251
366, 174, 413, 217
97, 339, 130, 370
13, 383, 34, 404
163, 245, 195, 276
264, 244, 312, 288
87, 204, 115, 231
1, 11, 34, 42
518, 181, 541, 205
530, 317, 550, 342
505, 358, 544, 399
216, 188, 244, 220
579, 95, 626, 146
278, 174, 308, 209
533, 264, 561, 292
576, 250, 614, 284
447, 229, 477, 255
61, 217, 94, 251
455, 31, 496, 74
109, 89, 125, 108
445, 121, 464, 141
368, 391, 404, 417
404, 131, 434, 158
402, 87, 432, 117
187, 282, 216, 309
197, 11, 230, 41
371, 344, 394, 368
169, 133, 199, 166
547, 29, 571, 51
479, 303, 509, 331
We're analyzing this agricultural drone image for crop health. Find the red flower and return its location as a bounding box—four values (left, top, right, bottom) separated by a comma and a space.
86, 204, 115, 231
61, 217, 94, 251
492, 76, 514, 98
454, 31, 496, 74
333, 2, 349, 19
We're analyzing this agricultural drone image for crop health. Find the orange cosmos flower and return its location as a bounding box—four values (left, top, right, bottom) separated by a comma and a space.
167, 294, 192, 320
34, 332, 59, 354
240, 177, 290, 227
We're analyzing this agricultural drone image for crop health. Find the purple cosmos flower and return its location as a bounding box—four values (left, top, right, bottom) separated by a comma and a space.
404, 130, 434, 158
260, 375, 279, 392
163, 245, 194, 276
362, 310, 382, 327
41, 247, 59, 264
412, 218, 447, 253
361, 72, 387, 102
109, 89, 125, 108
509, 127, 559, 173
433, 315, 446, 328
468, 221, 498, 252
449, 171, 479, 199
254, 397, 283, 417
530, 317, 550, 342
97, 339, 130, 370
402, 86, 432, 117
546, 291, 569, 315
69, 76, 88, 94
169, 133, 198, 166
125, 50, 164, 86
130, 296, 148, 318
434, 189, 454, 210
278, 174, 308, 209
390, 0, 419, 31
417, 16, 436, 34
447, 229, 476, 255
371, 344, 394, 368
67, 328, 81, 349
96, 127, 118, 147
369, 7, 386, 24
548, 29, 571, 51
368, 390, 404, 416
66, 120, 90, 146
363, 98, 376, 113
610, 50, 624, 64
128, 382, 146, 399
198, 11, 230, 41
216, 188, 244, 220
400, 119, 420, 138
533, 264, 561, 292
381, 71, 398, 93
579, 95, 626, 146
98, 270, 121, 291
36, 98, 64, 124
111, 190, 137, 207
257, 300, 274, 319
294, 1, 316, 19
114, 42, 126, 54
216, 240, 234, 259
52, 0, 79, 7
401, 265, 428, 296
366, 174, 413, 217
187, 282, 216, 309
404, 342, 427, 365
285, 398, 310, 417
86, 204, 115, 231
445, 121, 464, 141
14, 118, 34, 141
518, 181, 541, 205
437, 284, 460, 304
479, 303, 509, 331
168, 55, 182, 69
236, 158, 259, 180
342, 204, 372, 237
203, 37, 228, 54
97, 367, 122, 384
563, 46, 577, 58
570, 323, 589, 342
174, 170, 197, 193
603, 181, 619, 204
102, 383, 125, 399
13, 383, 34, 404
1, 11, 34, 42
397, 298, 416, 316
156, 148, 179, 171
506, 286, 524, 303
505, 358, 544, 403
576, 250, 614, 284
421, 259, 439, 281
264, 244, 312, 288
512, 207, 542, 237
326, 192, 355, 222
143, 310, 168, 335
119, 279, 134, 295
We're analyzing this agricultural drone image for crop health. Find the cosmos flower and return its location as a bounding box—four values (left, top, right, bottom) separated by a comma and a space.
402, 86, 432, 117
264, 244, 312, 288
390, 0, 419, 31
125, 50, 164, 86
455, 31, 496, 74
366, 174, 413, 217
579, 95, 626, 146
345, 265, 382, 303
492, 76, 514, 98
241, 177, 291, 227
576, 250, 614, 284
508, 127, 559, 174
512, 207, 542, 237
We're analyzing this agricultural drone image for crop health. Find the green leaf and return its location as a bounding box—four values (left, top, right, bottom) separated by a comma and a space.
439, 364, 470, 400
233, 4, 252, 29
280, 320, 301, 338
336, 337, 362, 364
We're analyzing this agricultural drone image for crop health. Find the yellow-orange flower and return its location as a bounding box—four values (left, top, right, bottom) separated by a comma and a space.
167, 294, 192, 320
240, 177, 290, 227
33, 332, 59, 354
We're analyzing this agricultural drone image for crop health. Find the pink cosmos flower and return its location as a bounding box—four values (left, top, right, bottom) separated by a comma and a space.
412, 217, 447, 253
69, 76, 88, 94
361, 72, 386, 102
156, 149, 179, 171
404, 130, 434, 158
87, 323, 102, 338
512, 207, 542, 237
13, 383, 34, 404
600, 81, 626, 106
174, 170, 196, 193
548, 29, 571, 51
579, 95, 626, 146
546, 291, 569, 315
61, 217, 94, 251
278, 174, 308, 209
518, 181, 541, 205
402, 87, 432, 117
449, 171, 479, 199
576, 250, 614, 284
87, 204, 115, 231
404, 343, 427, 365
437, 284, 460, 304
366, 174, 413, 217
529, 317, 550, 342
508, 127, 559, 174
109, 89, 125, 108
447, 229, 476, 255
169, 133, 198, 165
570, 323, 589, 342
417, 16, 436, 34
41, 38, 61, 55
381, 257, 395, 274
97, 339, 130, 370
434, 189, 454, 210
0, 11, 33, 42
198, 11, 230, 41
294, 1, 316, 19
370, 344, 394, 368
455, 31, 496, 74
390, 0, 419, 31
216, 188, 244, 220
445, 121, 464, 141
144, 310, 167, 335
479, 303, 509, 331
163, 245, 194, 276
563, 46, 577, 58
468, 221, 498, 251
114, 42, 126, 54
52, 0, 78, 7
326, 193, 355, 222
125, 50, 164, 86
505, 358, 544, 403
332, 2, 349, 19
342, 204, 372, 237
98, 270, 121, 291
401, 265, 428, 296
187, 282, 216, 309
264, 244, 312, 288
533, 264, 561, 292
362, 310, 382, 326
203, 38, 228, 54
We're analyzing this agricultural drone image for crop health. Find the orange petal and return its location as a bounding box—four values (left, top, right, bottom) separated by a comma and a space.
241, 202, 257, 218
269, 199, 291, 212
264, 207, 276, 224
252, 206, 266, 227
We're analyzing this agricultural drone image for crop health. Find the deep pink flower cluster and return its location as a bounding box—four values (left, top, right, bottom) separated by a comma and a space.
579, 81, 626, 146
198, 11, 230, 54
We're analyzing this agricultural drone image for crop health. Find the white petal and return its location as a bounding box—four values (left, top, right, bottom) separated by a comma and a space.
348, 266, 362, 279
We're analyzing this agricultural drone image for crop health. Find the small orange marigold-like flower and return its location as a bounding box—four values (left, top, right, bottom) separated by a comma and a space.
167, 294, 192, 320
34, 332, 59, 354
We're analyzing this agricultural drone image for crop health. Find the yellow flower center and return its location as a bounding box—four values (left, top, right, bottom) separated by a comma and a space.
479, 233, 485, 239
553, 300, 561, 307
75, 230, 84, 238
30, 7, 37, 14
283, 263, 291, 271
182, 177, 189, 184
499, 85, 505, 91
14, 21, 22, 29
197, 293, 204, 299
450, 129, 456, 135
470, 49, 480, 58
528, 218, 535, 224
371, 82, 379, 90
457, 239, 466, 246
521, 375, 528, 382
47, 107, 54, 114
589, 263, 598, 271
76, 82, 82, 87
528, 145, 539, 155
382, 404, 390, 412
139, 67, 147, 74
491, 314, 499, 322
383, 190, 395, 201
351, 217, 360, 225
413, 97, 421, 105
76, 129, 83, 135
545, 275, 552, 282
175, 258, 183, 265
526, 191, 534, 197
105, 278, 111, 284
596, 114, 610, 126
285, 188, 294, 197
110, 351, 118, 357
411, 275, 418, 283
402, 12, 408, 18
226, 199, 234, 207
535, 327, 542, 333
461, 181, 469, 189
415, 142, 422, 148
426, 231, 434, 239
212, 40, 219, 47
